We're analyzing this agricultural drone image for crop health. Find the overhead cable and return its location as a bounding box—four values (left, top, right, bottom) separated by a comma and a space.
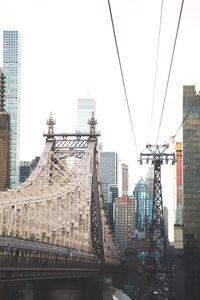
183, 162, 200, 167
171, 90, 200, 143
156, 0, 185, 144
149, 0, 164, 142
184, 154, 200, 160
107, 0, 139, 155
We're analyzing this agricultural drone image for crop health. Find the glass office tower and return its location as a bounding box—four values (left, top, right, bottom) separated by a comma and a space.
99, 152, 118, 228
134, 177, 152, 238
3, 31, 21, 187
76, 98, 96, 132
99, 152, 118, 185
183, 86, 200, 300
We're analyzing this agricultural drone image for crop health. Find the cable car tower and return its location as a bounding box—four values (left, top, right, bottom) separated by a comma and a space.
139, 144, 175, 265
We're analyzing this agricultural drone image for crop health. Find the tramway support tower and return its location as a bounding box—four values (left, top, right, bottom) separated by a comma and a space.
139, 144, 175, 265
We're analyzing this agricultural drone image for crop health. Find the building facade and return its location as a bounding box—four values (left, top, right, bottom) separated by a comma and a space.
174, 224, 184, 300
113, 195, 135, 256
175, 142, 183, 225
102, 183, 118, 229
99, 152, 118, 184
183, 85, 200, 299
3, 31, 21, 187
99, 152, 118, 228
134, 177, 152, 239
76, 98, 96, 132
19, 157, 40, 184
19, 161, 31, 184
0, 67, 11, 191
122, 163, 128, 195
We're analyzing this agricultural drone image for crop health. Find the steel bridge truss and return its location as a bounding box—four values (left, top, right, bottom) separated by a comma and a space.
0, 115, 120, 266
44, 133, 98, 159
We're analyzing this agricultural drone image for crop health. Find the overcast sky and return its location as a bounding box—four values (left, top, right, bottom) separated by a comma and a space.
1, 0, 200, 241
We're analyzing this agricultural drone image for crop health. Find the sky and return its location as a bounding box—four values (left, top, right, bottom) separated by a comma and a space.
1, 0, 200, 241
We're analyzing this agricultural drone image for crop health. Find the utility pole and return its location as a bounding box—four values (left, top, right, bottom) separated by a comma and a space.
139, 144, 175, 266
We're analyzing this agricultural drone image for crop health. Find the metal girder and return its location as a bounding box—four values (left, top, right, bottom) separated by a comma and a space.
140, 144, 175, 265
140, 144, 175, 165
152, 160, 165, 257
43, 133, 100, 159
90, 149, 105, 265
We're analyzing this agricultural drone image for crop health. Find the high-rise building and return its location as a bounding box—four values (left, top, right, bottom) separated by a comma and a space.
76, 98, 96, 132
102, 183, 118, 229
133, 177, 152, 239
3, 31, 21, 187
183, 85, 200, 299
19, 161, 31, 184
0, 67, 11, 191
113, 195, 135, 256
99, 152, 118, 185
122, 163, 128, 195
175, 142, 183, 225
99, 152, 118, 227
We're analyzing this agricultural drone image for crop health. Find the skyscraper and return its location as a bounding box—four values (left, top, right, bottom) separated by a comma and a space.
76, 98, 96, 132
113, 195, 135, 256
183, 85, 200, 299
99, 152, 118, 185
0, 67, 11, 191
99, 152, 118, 228
122, 163, 128, 195
134, 177, 152, 239
175, 142, 183, 225
102, 183, 118, 229
3, 31, 21, 187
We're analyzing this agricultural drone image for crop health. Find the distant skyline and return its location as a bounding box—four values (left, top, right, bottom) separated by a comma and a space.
1, 0, 200, 240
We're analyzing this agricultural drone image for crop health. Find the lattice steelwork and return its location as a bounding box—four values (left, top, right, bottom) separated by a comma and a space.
0, 114, 120, 265
140, 144, 175, 263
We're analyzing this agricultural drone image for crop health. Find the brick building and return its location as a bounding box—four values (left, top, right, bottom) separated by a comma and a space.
113, 195, 136, 256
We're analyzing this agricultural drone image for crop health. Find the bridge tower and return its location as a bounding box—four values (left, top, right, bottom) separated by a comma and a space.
139, 144, 175, 265
44, 112, 112, 265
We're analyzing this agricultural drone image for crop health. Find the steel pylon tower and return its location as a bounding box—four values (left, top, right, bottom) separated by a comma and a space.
139, 144, 175, 264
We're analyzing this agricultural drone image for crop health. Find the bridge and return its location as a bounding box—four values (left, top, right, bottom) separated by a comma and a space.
0, 114, 125, 299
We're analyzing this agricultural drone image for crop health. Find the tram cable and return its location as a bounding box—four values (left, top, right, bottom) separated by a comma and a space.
107, 0, 139, 156
170, 90, 200, 144
149, 0, 164, 143
184, 154, 200, 160
156, 0, 185, 144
